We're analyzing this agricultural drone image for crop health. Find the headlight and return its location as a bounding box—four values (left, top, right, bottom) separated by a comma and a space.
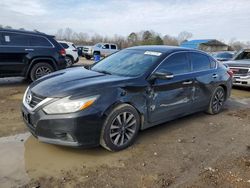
43, 95, 99, 114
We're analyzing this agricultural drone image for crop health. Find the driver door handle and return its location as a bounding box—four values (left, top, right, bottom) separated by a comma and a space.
182, 80, 193, 85
212, 74, 218, 78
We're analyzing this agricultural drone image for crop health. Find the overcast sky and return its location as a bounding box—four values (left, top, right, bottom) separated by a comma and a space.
0, 0, 249, 42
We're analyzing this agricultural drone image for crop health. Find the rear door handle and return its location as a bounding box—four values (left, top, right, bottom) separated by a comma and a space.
182, 80, 193, 85
212, 74, 218, 78
25, 49, 34, 51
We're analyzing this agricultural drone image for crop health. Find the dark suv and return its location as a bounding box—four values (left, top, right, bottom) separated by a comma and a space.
0, 29, 66, 81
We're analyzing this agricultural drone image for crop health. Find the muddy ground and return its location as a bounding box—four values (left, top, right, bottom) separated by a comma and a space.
0, 59, 250, 188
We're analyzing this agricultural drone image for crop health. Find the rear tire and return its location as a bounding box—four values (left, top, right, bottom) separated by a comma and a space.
65, 56, 73, 67
100, 104, 140, 151
30, 63, 54, 81
206, 86, 225, 114
85, 55, 91, 60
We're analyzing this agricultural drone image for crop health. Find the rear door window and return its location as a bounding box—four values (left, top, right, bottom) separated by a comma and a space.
103, 44, 110, 49
190, 53, 211, 71
111, 45, 116, 49
29, 36, 52, 47
3, 32, 29, 46
210, 57, 217, 69
0, 33, 3, 45
157, 52, 190, 75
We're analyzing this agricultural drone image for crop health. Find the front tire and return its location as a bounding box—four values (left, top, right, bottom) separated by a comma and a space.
100, 104, 140, 151
30, 63, 54, 81
206, 86, 225, 114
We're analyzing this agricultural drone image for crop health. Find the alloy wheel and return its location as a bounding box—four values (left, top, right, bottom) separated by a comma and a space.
212, 88, 225, 113
110, 112, 137, 146
35, 66, 52, 79
66, 57, 73, 67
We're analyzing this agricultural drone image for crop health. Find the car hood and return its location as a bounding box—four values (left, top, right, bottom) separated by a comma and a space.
29, 67, 137, 98
225, 60, 250, 68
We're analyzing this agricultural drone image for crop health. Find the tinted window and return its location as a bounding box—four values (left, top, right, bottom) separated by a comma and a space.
60, 42, 69, 49
29, 36, 52, 47
190, 53, 211, 71
157, 53, 190, 75
104, 44, 110, 49
210, 58, 217, 69
235, 52, 250, 60
3, 32, 29, 46
111, 45, 116, 49
0, 34, 3, 45
96, 44, 102, 48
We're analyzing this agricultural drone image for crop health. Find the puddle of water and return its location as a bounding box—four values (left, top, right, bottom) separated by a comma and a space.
0, 133, 133, 187
0, 133, 30, 188
24, 136, 131, 178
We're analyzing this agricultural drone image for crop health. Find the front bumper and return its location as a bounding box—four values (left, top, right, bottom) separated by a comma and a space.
21, 104, 104, 148
233, 75, 250, 87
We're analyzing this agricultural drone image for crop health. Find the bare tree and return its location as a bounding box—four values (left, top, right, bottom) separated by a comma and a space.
177, 31, 193, 44
163, 35, 179, 46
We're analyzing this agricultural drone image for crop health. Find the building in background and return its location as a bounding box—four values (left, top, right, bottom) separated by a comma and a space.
180, 39, 230, 52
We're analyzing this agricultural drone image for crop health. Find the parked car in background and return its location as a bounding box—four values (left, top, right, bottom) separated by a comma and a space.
83, 43, 118, 60
212, 51, 235, 61
225, 49, 250, 87
0, 29, 66, 81
58, 41, 79, 67
22, 46, 232, 151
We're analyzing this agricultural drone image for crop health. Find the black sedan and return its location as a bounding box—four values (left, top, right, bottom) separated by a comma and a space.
22, 46, 233, 151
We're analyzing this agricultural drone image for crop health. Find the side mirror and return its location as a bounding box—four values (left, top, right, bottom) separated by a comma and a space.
151, 71, 174, 80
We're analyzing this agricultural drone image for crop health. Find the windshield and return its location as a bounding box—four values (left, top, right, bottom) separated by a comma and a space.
234, 51, 250, 60
91, 49, 162, 77
215, 52, 233, 59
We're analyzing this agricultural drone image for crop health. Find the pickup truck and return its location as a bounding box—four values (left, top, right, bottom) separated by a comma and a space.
83, 43, 118, 60
225, 49, 250, 87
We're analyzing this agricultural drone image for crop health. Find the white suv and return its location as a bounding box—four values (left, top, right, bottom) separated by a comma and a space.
83, 43, 118, 60
58, 41, 79, 67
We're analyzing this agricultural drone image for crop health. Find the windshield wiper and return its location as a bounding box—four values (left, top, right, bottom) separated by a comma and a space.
95, 70, 112, 75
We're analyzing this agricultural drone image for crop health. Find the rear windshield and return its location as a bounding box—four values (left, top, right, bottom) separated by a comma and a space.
60, 42, 69, 49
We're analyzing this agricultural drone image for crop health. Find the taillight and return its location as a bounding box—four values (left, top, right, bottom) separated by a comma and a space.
59, 49, 66, 56
227, 70, 234, 77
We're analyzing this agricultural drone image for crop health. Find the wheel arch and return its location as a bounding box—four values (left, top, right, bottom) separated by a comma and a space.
65, 54, 74, 61
218, 84, 228, 99
26, 57, 57, 78
103, 101, 145, 130
93, 51, 101, 55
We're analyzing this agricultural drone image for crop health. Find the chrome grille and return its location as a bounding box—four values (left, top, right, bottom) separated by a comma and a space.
29, 92, 46, 108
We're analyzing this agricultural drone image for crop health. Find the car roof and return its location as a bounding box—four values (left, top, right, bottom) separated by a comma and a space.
58, 41, 74, 45
127, 45, 200, 54
0, 28, 53, 37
